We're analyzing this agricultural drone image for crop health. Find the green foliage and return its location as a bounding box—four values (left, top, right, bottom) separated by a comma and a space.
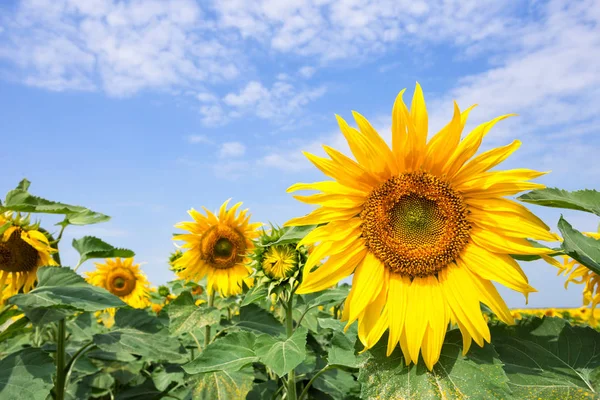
8, 267, 125, 324
256, 327, 308, 377
558, 216, 600, 275
72, 236, 135, 266
1, 179, 109, 226
165, 292, 221, 336
518, 188, 600, 216
0, 348, 55, 400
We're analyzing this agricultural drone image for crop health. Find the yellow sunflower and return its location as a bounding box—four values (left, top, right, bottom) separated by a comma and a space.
551, 232, 600, 324
172, 199, 262, 297
285, 83, 558, 370
262, 245, 298, 279
0, 213, 58, 302
85, 257, 151, 323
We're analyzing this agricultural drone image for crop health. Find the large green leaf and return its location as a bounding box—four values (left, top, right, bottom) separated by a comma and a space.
1, 180, 108, 225
327, 331, 360, 368
313, 368, 361, 400
190, 365, 254, 400
256, 327, 308, 377
269, 225, 317, 246
8, 267, 125, 324
72, 236, 135, 266
93, 328, 187, 363
492, 317, 600, 399
236, 304, 285, 337
183, 331, 260, 374
151, 364, 184, 392
0, 348, 55, 400
558, 216, 600, 275
358, 329, 511, 399
518, 188, 600, 216
240, 284, 268, 307
63, 209, 110, 226
165, 292, 221, 336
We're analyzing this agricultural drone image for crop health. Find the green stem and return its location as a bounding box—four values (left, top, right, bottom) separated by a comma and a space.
63, 341, 94, 391
54, 319, 66, 400
296, 304, 319, 331
204, 292, 215, 348
189, 331, 201, 354
298, 365, 333, 400
285, 296, 297, 400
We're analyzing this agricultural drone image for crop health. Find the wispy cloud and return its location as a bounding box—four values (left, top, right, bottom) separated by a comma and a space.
219, 141, 246, 158
186, 134, 213, 144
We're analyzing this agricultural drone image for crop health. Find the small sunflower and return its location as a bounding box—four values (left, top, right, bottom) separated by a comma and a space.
0, 212, 58, 302
86, 257, 150, 309
263, 245, 298, 279
550, 232, 600, 324
285, 83, 558, 370
172, 199, 262, 297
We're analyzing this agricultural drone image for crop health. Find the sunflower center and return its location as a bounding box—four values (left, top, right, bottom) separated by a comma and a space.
106, 269, 136, 297
214, 238, 234, 258
361, 171, 471, 278
200, 225, 246, 270
0, 228, 40, 273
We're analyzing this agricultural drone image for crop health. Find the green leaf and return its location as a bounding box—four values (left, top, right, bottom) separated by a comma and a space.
0, 348, 55, 400
313, 368, 360, 400
15, 179, 30, 191
492, 317, 600, 399
115, 380, 163, 400
301, 287, 349, 309
246, 381, 279, 400
165, 292, 221, 336
72, 236, 135, 266
0, 316, 30, 343
190, 365, 254, 400
328, 331, 360, 368
358, 329, 511, 399
8, 267, 125, 324
114, 307, 166, 333
183, 331, 260, 374
269, 225, 317, 246
510, 239, 563, 262
558, 216, 600, 275
241, 284, 268, 306
151, 365, 184, 392
518, 188, 600, 216
236, 304, 285, 337
93, 328, 187, 363
63, 209, 110, 226
256, 327, 308, 377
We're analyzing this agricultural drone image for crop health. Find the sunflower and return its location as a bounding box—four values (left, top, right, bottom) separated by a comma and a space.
285, 83, 558, 370
262, 245, 298, 279
0, 212, 58, 302
86, 257, 150, 311
551, 232, 600, 324
172, 199, 262, 297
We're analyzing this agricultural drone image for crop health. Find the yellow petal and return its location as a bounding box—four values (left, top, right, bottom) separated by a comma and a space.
454, 140, 522, 184
409, 82, 428, 167
347, 252, 386, 326
358, 280, 388, 347
404, 276, 429, 362
284, 205, 362, 226
470, 228, 556, 256
298, 218, 362, 247
303, 151, 378, 191
460, 244, 536, 297
444, 114, 516, 179
391, 88, 408, 168
287, 181, 371, 196
352, 111, 398, 175
386, 273, 410, 356
469, 207, 559, 242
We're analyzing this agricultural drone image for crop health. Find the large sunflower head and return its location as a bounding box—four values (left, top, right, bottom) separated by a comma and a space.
285, 83, 559, 370
0, 212, 58, 302
172, 199, 262, 297
550, 231, 600, 324
249, 225, 309, 297
85, 257, 150, 309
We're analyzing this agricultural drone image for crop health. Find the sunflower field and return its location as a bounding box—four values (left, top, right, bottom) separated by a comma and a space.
2, 85, 600, 400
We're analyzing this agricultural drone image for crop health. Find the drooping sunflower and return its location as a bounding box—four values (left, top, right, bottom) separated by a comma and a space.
86, 257, 151, 326
172, 199, 262, 297
0, 212, 58, 303
285, 83, 559, 370
551, 231, 600, 324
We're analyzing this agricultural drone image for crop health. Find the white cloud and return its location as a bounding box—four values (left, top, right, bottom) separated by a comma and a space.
223, 79, 326, 121
0, 0, 241, 96
186, 134, 212, 144
219, 141, 246, 158
298, 65, 315, 78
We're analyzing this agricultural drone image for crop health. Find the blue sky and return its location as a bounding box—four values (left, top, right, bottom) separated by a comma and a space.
1, 0, 599, 308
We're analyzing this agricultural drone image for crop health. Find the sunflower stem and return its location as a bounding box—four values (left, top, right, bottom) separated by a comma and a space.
298, 365, 334, 400
63, 341, 94, 392
285, 296, 297, 400
204, 291, 216, 348
54, 319, 67, 400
